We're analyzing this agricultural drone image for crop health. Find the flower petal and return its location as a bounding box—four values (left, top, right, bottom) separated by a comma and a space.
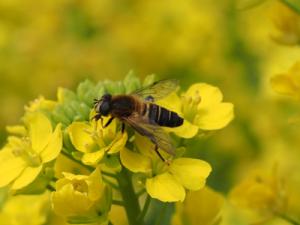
25, 112, 53, 153
270, 74, 298, 97
146, 172, 185, 202
68, 122, 95, 153
0, 148, 26, 187
107, 132, 128, 154
165, 120, 198, 138
134, 133, 155, 158
169, 158, 212, 190
40, 123, 63, 163
82, 149, 105, 166
11, 165, 43, 190
186, 83, 223, 107
172, 187, 224, 225
156, 93, 183, 115
101, 116, 117, 139
6, 125, 26, 136
87, 168, 104, 201
120, 148, 151, 173
52, 183, 93, 216
194, 102, 234, 130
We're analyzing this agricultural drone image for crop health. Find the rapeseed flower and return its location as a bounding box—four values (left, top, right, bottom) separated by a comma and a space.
68, 115, 127, 166
229, 167, 287, 223
125, 135, 212, 202
0, 75, 235, 225
146, 157, 212, 202
172, 187, 224, 225
0, 112, 62, 190
271, 2, 300, 46
51, 167, 111, 223
271, 61, 300, 99
158, 83, 234, 138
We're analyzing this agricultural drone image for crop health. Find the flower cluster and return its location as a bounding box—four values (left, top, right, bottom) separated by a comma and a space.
271, 61, 300, 100
270, 1, 300, 46
0, 73, 234, 225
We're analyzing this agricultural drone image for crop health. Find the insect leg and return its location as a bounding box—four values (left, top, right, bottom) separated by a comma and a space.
92, 113, 102, 121
145, 95, 154, 102
104, 117, 115, 128
154, 145, 166, 162
121, 123, 125, 133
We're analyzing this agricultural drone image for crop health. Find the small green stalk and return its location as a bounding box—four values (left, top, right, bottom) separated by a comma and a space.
116, 168, 142, 225
278, 213, 300, 225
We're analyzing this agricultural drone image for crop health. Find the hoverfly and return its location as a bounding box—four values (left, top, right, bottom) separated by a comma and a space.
93, 79, 183, 162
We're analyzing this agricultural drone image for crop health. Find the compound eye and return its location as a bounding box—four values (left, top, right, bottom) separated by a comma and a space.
100, 102, 110, 116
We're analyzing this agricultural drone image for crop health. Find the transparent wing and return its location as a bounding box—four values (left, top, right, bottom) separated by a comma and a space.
132, 79, 178, 101
123, 113, 175, 155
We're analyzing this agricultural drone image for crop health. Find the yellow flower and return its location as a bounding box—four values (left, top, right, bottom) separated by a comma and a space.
157, 83, 234, 138
25, 96, 57, 113
145, 158, 212, 202
171, 187, 224, 225
270, 1, 300, 46
51, 168, 111, 223
229, 167, 286, 222
133, 135, 212, 202
54, 154, 90, 179
271, 61, 300, 99
0, 192, 51, 225
0, 112, 62, 190
68, 116, 127, 166
122, 135, 211, 202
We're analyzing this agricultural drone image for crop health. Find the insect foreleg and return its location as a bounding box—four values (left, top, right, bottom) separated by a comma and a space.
104, 117, 115, 128
121, 123, 125, 133
154, 145, 166, 162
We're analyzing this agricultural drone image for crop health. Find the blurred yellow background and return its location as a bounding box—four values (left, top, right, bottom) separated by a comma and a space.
1, 0, 300, 224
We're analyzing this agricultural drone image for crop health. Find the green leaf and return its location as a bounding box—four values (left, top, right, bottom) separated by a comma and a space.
123, 70, 141, 94
103, 80, 124, 95
143, 74, 156, 87
94, 83, 106, 99
281, 0, 300, 14
59, 88, 77, 103
77, 80, 95, 102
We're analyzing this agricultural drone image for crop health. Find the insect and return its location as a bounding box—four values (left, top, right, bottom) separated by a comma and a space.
93, 79, 184, 162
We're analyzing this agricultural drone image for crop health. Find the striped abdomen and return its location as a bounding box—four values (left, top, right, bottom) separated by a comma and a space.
144, 103, 183, 127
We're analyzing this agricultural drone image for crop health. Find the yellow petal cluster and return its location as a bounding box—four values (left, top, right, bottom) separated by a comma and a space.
229, 167, 286, 221
0, 112, 62, 190
51, 168, 106, 218
271, 61, 300, 99
172, 187, 224, 225
68, 116, 127, 166
146, 158, 212, 202
158, 83, 234, 138
270, 2, 300, 46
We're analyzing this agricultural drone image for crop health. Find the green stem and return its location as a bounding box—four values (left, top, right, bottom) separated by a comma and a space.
61, 150, 93, 172
112, 200, 124, 206
46, 184, 55, 191
278, 213, 300, 225
138, 195, 151, 223
154, 203, 167, 225
102, 177, 119, 191
102, 170, 117, 178
137, 188, 146, 197
116, 168, 141, 225
61, 150, 117, 179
